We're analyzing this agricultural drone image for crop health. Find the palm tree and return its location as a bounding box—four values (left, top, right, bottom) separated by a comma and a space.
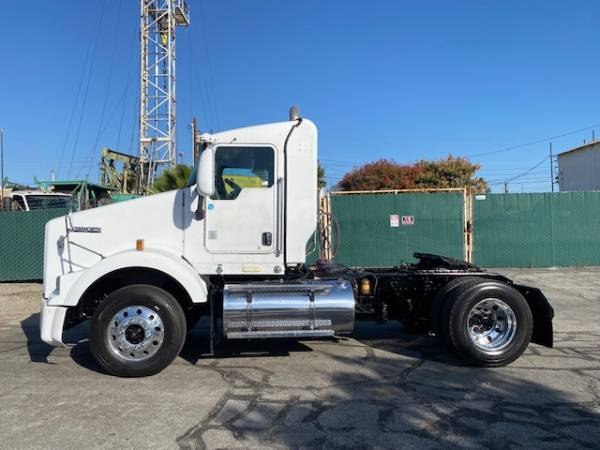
150, 164, 193, 193
318, 163, 327, 189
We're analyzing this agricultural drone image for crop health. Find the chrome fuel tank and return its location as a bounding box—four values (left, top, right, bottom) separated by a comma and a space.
223, 279, 355, 339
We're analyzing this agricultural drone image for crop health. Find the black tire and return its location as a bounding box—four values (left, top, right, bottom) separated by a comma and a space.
439, 277, 533, 367
90, 284, 187, 377
429, 276, 476, 336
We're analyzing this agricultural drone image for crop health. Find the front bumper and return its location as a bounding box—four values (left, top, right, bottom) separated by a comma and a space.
40, 298, 68, 347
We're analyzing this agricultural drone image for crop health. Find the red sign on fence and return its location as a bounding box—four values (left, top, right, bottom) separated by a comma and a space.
402, 215, 415, 225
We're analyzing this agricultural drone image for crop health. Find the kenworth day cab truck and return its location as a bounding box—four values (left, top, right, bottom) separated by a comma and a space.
40, 108, 554, 377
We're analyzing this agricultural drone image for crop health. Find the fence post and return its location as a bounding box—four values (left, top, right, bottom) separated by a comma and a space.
318, 194, 333, 261
464, 187, 473, 263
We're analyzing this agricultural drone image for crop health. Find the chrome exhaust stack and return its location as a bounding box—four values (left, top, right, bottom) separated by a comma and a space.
223, 279, 355, 339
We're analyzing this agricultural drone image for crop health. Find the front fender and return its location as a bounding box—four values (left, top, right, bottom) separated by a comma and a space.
47, 248, 208, 307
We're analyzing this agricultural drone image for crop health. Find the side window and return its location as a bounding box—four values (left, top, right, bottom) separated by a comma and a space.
212, 146, 275, 200
12, 195, 26, 211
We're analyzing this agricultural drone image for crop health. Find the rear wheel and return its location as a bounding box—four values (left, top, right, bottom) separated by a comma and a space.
439, 278, 533, 367
90, 284, 186, 377
429, 276, 475, 335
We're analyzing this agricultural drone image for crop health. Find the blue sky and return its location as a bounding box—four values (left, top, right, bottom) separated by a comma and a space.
2, 0, 600, 192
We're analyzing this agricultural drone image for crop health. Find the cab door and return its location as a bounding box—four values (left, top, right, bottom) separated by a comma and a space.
204, 145, 278, 254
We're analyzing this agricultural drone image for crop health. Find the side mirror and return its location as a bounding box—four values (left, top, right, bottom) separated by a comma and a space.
196, 147, 215, 197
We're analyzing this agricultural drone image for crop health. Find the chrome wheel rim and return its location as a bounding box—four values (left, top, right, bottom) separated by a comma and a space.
107, 306, 164, 361
467, 298, 517, 355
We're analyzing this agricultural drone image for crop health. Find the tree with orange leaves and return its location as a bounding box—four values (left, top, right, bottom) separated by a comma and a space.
337, 156, 488, 193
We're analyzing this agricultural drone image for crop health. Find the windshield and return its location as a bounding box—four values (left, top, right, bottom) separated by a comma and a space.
25, 195, 72, 210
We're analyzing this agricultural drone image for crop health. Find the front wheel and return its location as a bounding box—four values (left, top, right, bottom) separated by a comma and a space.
440, 278, 533, 367
90, 284, 187, 377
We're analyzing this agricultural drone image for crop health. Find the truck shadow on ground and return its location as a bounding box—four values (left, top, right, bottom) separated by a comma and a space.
20, 313, 91, 367
178, 319, 462, 367
180, 329, 315, 366
351, 320, 465, 366
20, 313, 55, 363
176, 335, 600, 450
19, 314, 318, 374
19, 315, 469, 373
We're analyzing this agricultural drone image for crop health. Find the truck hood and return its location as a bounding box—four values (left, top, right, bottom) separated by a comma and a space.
43, 190, 185, 299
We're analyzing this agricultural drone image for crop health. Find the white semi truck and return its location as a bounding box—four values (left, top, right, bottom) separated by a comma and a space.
40, 109, 554, 377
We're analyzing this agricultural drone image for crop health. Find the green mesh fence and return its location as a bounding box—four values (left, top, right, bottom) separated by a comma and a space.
330, 193, 465, 267
4, 193, 600, 283
0, 208, 67, 281
472, 192, 600, 267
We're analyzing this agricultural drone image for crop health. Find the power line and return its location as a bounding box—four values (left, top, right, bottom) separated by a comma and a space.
319, 163, 355, 170
189, 21, 214, 131
117, 17, 139, 151
478, 167, 549, 172
320, 158, 358, 163
128, 87, 140, 156
322, 119, 600, 170
195, 0, 219, 130
320, 158, 364, 166
492, 177, 551, 183
82, 0, 123, 179
504, 180, 550, 186
487, 156, 550, 185
67, 0, 107, 179
186, 29, 195, 131
84, 69, 139, 156
504, 156, 550, 182
319, 120, 600, 190
467, 123, 600, 158
56, 0, 103, 178
484, 170, 547, 181
191, 59, 212, 130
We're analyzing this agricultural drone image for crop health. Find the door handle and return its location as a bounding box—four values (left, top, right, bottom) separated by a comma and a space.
262, 232, 272, 246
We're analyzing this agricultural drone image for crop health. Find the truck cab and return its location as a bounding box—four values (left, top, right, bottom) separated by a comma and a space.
40, 112, 346, 376
186, 117, 317, 274
6, 190, 73, 211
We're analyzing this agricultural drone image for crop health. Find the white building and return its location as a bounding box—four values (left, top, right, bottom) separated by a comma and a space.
557, 141, 600, 191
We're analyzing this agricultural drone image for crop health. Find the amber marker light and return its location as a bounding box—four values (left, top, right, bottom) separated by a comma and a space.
136, 239, 145, 251
360, 278, 371, 296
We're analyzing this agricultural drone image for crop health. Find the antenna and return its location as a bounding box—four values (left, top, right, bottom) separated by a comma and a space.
139, 0, 190, 192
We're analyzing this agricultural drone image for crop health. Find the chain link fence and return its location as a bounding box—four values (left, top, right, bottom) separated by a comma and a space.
472, 192, 600, 267
3, 191, 600, 282
328, 190, 467, 267
0, 208, 67, 281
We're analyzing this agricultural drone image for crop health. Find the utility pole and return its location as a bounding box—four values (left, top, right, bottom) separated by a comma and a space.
549, 142, 554, 192
191, 117, 198, 166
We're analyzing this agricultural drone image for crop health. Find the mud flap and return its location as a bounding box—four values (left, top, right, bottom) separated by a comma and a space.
513, 284, 554, 348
